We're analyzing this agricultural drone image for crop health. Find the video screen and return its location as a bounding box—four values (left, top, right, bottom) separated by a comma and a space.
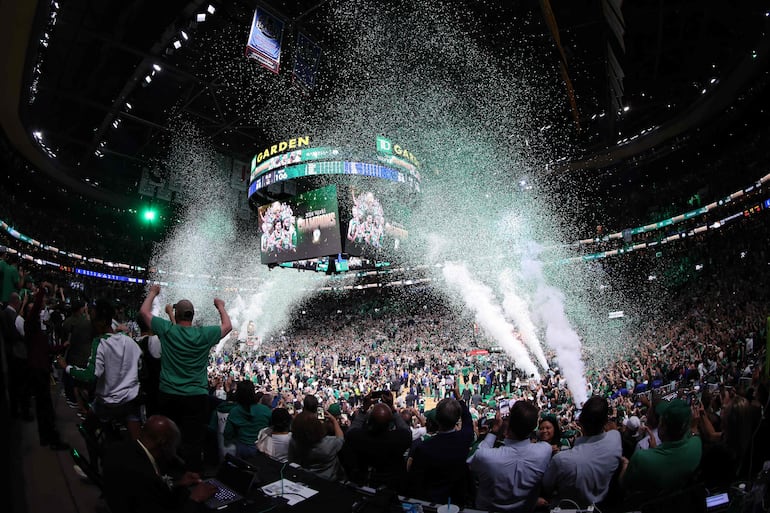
259, 185, 342, 264
343, 188, 408, 258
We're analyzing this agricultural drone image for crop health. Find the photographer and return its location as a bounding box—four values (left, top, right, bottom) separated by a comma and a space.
344, 390, 412, 489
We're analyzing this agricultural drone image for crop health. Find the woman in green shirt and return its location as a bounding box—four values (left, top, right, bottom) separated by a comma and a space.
224, 380, 272, 459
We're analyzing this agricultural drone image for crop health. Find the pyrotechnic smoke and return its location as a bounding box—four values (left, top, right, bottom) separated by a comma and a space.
149, 123, 326, 344
498, 269, 549, 369
522, 248, 588, 407
140, 0, 645, 380
442, 261, 540, 378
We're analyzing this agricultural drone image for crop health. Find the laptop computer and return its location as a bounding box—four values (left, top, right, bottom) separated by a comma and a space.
204, 455, 260, 510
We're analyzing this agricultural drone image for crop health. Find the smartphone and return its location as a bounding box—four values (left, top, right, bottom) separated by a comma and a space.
286, 404, 295, 415
706, 492, 729, 509
486, 411, 496, 420
499, 404, 510, 417
317, 410, 325, 421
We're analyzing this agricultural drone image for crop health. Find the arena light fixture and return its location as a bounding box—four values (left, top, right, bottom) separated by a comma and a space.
207, 4, 216, 14
173, 40, 182, 49
153, 63, 162, 72
141, 208, 157, 222
197, 13, 206, 22
180, 30, 189, 41
125, 102, 133, 110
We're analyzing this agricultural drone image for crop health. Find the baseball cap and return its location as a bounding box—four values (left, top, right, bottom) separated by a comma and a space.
328, 403, 341, 416
623, 415, 641, 432
655, 399, 691, 433
174, 300, 194, 321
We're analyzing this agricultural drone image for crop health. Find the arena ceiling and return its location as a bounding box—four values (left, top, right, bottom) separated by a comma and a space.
1, 0, 770, 209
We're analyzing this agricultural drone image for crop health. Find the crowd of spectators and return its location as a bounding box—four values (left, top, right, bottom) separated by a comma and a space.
1, 207, 768, 512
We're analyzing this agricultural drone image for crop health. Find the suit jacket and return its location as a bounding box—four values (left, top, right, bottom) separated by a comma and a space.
407, 401, 474, 505
102, 440, 197, 513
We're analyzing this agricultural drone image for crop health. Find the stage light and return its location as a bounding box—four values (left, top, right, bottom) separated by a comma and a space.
207, 4, 215, 14
173, 40, 182, 49
141, 208, 157, 222
180, 30, 188, 41
144, 75, 152, 84
153, 63, 162, 71
125, 102, 133, 110
197, 13, 206, 22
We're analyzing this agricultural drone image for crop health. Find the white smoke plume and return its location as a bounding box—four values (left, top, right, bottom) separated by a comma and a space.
498, 269, 548, 369
521, 251, 588, 407
442, 261, 540, 378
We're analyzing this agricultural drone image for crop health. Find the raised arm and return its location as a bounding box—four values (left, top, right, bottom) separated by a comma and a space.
213, 298, 232, 338
140, 284, 160, 329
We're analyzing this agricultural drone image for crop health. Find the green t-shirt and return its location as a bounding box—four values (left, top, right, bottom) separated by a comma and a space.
0, 261, 20, 303
624, 435, 702, 493
223, 403, 272, 445
151, 316, 221, 396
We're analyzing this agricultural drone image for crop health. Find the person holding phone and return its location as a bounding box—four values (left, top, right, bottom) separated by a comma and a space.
406, 384, 474, 506
542, 396, 622, 507
288, 396, 345, 481
469, 401, 552, 512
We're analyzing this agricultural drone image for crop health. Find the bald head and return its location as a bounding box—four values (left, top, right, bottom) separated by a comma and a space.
140, 415, 181, 456
369, 403, 393, 432
8, 292, 20, 309
174, 300, 195, 323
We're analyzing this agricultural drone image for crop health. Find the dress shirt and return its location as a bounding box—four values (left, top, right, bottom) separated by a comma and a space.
469, 435, 552, 512
542, 429, 622, 506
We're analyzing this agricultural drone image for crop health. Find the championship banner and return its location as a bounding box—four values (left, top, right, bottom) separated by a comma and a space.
245, 7, 285, 73
293, 32, 321, 91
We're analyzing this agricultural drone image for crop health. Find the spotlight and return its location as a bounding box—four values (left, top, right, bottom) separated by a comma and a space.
144, 75, 152, 84
125, 102, 133, 110
153, 63, 162, 71
207, 4, 215, 14
180, 30, 188, 41
173, 40, 182, 49
196, 13, 206, 22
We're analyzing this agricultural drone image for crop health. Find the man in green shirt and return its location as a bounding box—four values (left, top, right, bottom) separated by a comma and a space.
140, 284, 232, 472
620, 399, 701, 495
0, 253, 23, 303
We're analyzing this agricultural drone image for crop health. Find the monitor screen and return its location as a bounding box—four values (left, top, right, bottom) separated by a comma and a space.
258, 185, 342, 264
343, 188, 409, 259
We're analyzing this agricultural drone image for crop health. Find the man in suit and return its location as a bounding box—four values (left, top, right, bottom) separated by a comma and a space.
345, 391, 413, 489
406, 384, 474, 505
102, 415, 216, 513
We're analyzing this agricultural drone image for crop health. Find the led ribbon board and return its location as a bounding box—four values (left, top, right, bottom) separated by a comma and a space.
248, 161, 421, 198
250, 146, 340, 182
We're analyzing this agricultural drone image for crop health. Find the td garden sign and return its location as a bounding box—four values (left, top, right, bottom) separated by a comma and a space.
254, 136, 311, 164
376, 136, 420, 167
